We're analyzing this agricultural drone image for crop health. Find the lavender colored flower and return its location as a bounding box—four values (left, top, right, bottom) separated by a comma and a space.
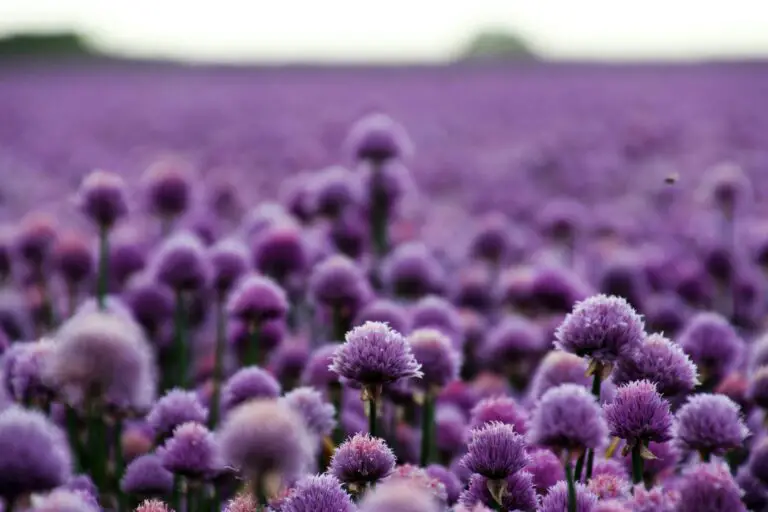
385, 464, 448, 503
526, 448, 564, 495
158, 422, 220, 478
135, 499, 174, 512
15, 212, 57, 267
748, 366, 768, 409
224, 494, 256, 512
330, 321, 422, 388
736, 467, 768, 510
538, 198, 586, 242
64, 474, 98, 502
528, 383, 608, 454
460, 421, 528, 479
281, 387, 336, 439
9, 338, 55, 404
554, 294, 645, 365
453, 265, 496, 312
251, 222, 307, 283
598, 256, 649, 311
612, 333, 698, 397
268, 340, 310, 389
674, 394, 749, 457
752, 334, 768, 370
147, 388, 208, 441
345, 113, 413, 163
31, 489, 100, 512
125, 277, 174, 337
309, 255, 371, 313
152, 232, 210, 292
748, 437, 768, 484
593, 501, 631, 512
644, 293, 689, 338
481, 316, 544, 370
592, 458, 628, 480
121, 454, 174, 496
459, 472, 538, 512
410, 296, 463, 344
354, 299, 410, 336
358, 480, 440, 512
281, 474, 355, 512
677, 462, 746, 512
300, 344, 339, 388
704, 162, 751, 216
603, 380, 673, 450
53, 232, 94, 285
425, 464, 462, 505
208, 239, 250, 296
629, 486, 680, 512
587, 473, 630, 500
530, 265, 590, 315
383, 242, 445, 300
678, 312, 743, 384
438, 381, 480, 418
539, 481, 598, 512
311, 166, 360, 218
407, 328, 461, 390
469, 212, 513, 264
47, 311, 156, 410
436, 405, 468, 456
330, 433, 396, 485
110, 236, 147, 288
0, 406, 72, 501
142, 157, 193, 219
77, 170, 129, 228
469, 396, 529, 435
221, 366, 281, 412
227, 274, 288, 324
218, 399, 313, 481
529, 350, 590, 400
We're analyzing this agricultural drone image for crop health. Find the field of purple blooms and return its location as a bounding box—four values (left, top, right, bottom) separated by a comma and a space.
0, 61, 767, 512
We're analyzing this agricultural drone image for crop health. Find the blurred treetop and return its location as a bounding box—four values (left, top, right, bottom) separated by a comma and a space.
0, 32, 94, 57
460, 30, 537, 61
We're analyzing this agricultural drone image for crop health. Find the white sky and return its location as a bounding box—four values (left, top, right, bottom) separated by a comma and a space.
1, 0, 767, 62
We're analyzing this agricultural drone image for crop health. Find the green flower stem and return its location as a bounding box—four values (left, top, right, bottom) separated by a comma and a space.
173, 291, 189, 388
112, 415, 125, 511
65, 406, 83, 473
631, 444, 644, 485
583, 370, 603, 482
330, 382, 344, 447
420, 390, 436, 467
97, 224, 109, 311
565, 459, 577, 512
244, 322, 261, 367
209, 297, 226, 429
87, 399, 107, 491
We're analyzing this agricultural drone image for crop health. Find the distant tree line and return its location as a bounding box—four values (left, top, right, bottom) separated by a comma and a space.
459, 30, 537, 61
0, 32, 94, 57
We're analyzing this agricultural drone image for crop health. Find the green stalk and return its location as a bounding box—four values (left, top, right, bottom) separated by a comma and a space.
420, 390, 436, 467
245, 322, 261, 367
171, 476, 182, 512
565, 459, 577, 512
97, 224, 109, 311
112, 416, 125, 512
369, 161, 388, 259
631, 444, 644, 485
65, 406, 83, 472
252, 476, 267, 508
173, 291, 188, 388
330, 382, 344, 446
583, 370, 603, 481
87, 398, 107, 491
331, 306, 345, 342
368, 395, 379, 438
209, 297, 226, 429
574, 454, 585, 482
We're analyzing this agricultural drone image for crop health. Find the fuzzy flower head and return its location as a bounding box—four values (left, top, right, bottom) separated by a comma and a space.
604, 380, 673, 449
345, 113, 413, 164
53, 232, 94, 285
281, 386, 337, 439
330, 322, 422, 389
281, 474, 355, 512
354, 299, 410, 336
135, 499, 174, 512
77, 169, 129, 228
630, 487, 680, 512
555, 294, 645, 366
458, 472, 538, 512
678, 312, 743, 384
152, 232, 211, 292
737, 467, 768, 511
301, 344, 339, 388
142, 156, 193, 218
469, 396, 529, 435
677, 462, 746, 512
9, 338, 56, 404
385, 464, 448, 504
47, 311, 156, 410
383, 242, 445, 300
308, 255, 372, 313
32, 489, 100, 512
526, 448, 564, 495
587, 473, 631, 501
482, 316, 545, 371
529, 350, 590, 400
410, 296, 463, 344
208, 239, 250, 296
674, 393, 749, 456
528, 383, 608, 455
121, 453, 174, 496
251, 222, 307, 283
158, 422, 220, 479
612, 333, 699, 397
329, 433, 396, 486
748, 437, 768, 484
748, 365, 768, 409
221, 366, 281, 414
539, 481, 598, 512
147, 388, 208, 442
460, 421, 529, 479
425, 464, 461, 505
407, 328, 461, 391
227, 274, 288, 325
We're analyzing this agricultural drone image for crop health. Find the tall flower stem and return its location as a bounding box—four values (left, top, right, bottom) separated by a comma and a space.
584, 372, 602, 481
331, 306, 346, 342
87, 398, 107, 492
420, 389, 436, 467
97, 224, 109, 311
565, 458, 577, 512
366, 386, 381, 438
65, 406, 83, 472
330, 382, 344, 446
631, 444, 644, 485
172, 291, 189, 389
209, 297, 226, 429
171, 476, 182, 512
245, 322, 261, 367
112, 415, 125, 512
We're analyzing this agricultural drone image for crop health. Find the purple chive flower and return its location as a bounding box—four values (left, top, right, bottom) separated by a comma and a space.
469, 396, 529, 435
281, 387, 336, 439
748, 437, 768, 484
64, 474, 98, 501
224, 493, 256, 512
677, 462, 746, 512
9, 338, 55, 404
539, 481, 598, 512
251, 222, 307, 283
598, 256, 649, 311
125, 276, 174, 338
53, 232, 94, 286
644, 293, 689, 338
221, 366, 281, 413
142, 157, 193, 219
594, 501, 631, 512
77, 170, 129, 228
208, 239, 249, 297
538, 198, 586, 243
704, 162, 751, 217
311, 166, 360, 218
674, 394, 749, 457
453, 265, 496, 312
612, 333, 699, 397
383, 242, 445, 300
354, 299, 410, 336
528, 383, 608, 455
629, 486, 680, 512
529, 350, 590, 400
158, 422, 220, 479
469, 212, 513, 265
147, 388, 208, 441
109, 235, 147, 289
737, 466, 768, 510
555, 294, 645, 366
530, 265, 591, 315
300, 344, 339, 388
47, 311, 156, 410
281, 474, 355, 512
408, 328, 461, 391
358, 480, 440, 512
218, 399, 313, 481
227, 274, 288, 324
32, 489, 100, 512
459, 472, 538, 512
0, 406, 72, 501
411, 296, 463, 343
345, 113, 413, 164
152, 232, 211, 292
268, 340, 310, 389
526, 448, 565, 495
678, 312, 743, 384
426, 464, 462, 505
753, 334, 768, 370
587, 473, 631, 500
121, 454, 174, 496
385, 464, 448, 503
748, 366, 768, 409
592, 458, 629, 479
436, 405, 469, 456
715, 373, 751, 412
460, 421, 529, 479
604, 380, 673, 451
15, 212, 57, 268
330, 321, 422, 388
481, 316, 545, 373
309, 255, 372, 315
330, 433, 396, 485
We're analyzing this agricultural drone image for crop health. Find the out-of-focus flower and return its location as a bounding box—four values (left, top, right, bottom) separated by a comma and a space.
142, 157, 193, 220
539, 481, 598, 512
281, 386, 336, 440
676, 462, 746, 512
158, 422, 220, 479
77, 170, 129, 228
135, 498, 175, 512
469, 396, 529, 435
31, 488, 100, 512
481, 316, 544, 376
152, 232, 211, 292
678, 312, 743, 385
603, 380, 673, 451
221, 366, 281, 413
425, 464, 462, 505
354, 299, 410, 336
525, 448, 564, 495
408, 328, 461, 391
737, 466, 768, 510
460, 421, 528, 479
674, 394, 749, 457
345, 113, 413, 164
529, 350, 590, 400
469, 212, 514, 265
458, 472, 537, 512
383, 242, 445, 300
300, 344, 339, 389
385, 464, 448, 503
357, 480, 440, 512
251, 222, 307, 283
587, 473, 630, 500
748, 366, 768, 409
53, 232, 94, 286
748, 437, 768, 485
329, 433, 395, 486
15, 212, 57, 268
208, 238, 249, 297
121, 453, 174, 496
227, 274, 288, 325
410, 295, 463, 343
147, 388, 208, 441
629, 486, 679, 512
309, 255, 371, 320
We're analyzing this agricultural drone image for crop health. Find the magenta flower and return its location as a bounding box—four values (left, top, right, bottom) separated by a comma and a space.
329, 433, 395, 486
460, 422, 529, 480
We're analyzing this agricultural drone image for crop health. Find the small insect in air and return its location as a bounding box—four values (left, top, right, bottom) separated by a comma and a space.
664, 173, 679, 185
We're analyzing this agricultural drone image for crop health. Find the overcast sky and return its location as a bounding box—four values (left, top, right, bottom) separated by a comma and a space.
1, 0, 767, 62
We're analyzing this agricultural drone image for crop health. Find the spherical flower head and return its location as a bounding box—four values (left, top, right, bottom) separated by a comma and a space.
121, 453, 174, 495
530, 265, 591, 315
281, 386, 336, 439
592, 458, 628, 480
330, 321, 422, 387
748, 366, 768, 409
126, 277, 174, 336
251, 222, 307, 282
268, 341, 310, 388
612, 333, 699, 397
383, 242, 445, 300
147, 388, 208, 441
538, 198, 586, 242
678, 312, 743, 383
598, 256, 648, 311
748, 437, 768, 484
459, 472, 538, 512
737, 466, 768, 510
587, 473, 631, 500
453, 265, 496, 312
218, 399, 313, 481
152, 232, 210, 292
674, 393, 749, 456
410, 295, 463, 346
529, 350, 590, 400
539, 481, 598, 512
77, 169, 129, 229
554, 294, 645, 365
677, 462, 746, 512
460, 421, 529, 479
208, 239, 249, 296
110, 236, 148, 287
142, 156, 193, 218
482, 316, 545, 369
15, 212, 57, 267
63, 474, 98, 501
282, 474, 355, 512
525, 448, 564, 495
221, 366, 281, 413
354, 299, 410, 337
227, 274, 288, 324
32, 489, 100, 512
135, 498, 175, 512
644, 293, 689, 337
330, 433, 396, 485
703, 161, 751, 216
435, 405, 468, 456
47, 311, 156, 410
603, 380, 673, 448
301, 344, 339, 388
594, 501, 631, 512
9, 338, 56, 403
407, 328, 461, 390
0, 406, 72, 500
529, 383, 608, 454
345, 113, 413, 163
311, 166, 361, 218
158, 421, 220, 478
385, 464, 448, 503
425, 464, 462, 505
469, 212, 513, 264
309, 255, 371, 312
469, 396, 529, 435
53, 232, 94, 284
360, 480, 441, 512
